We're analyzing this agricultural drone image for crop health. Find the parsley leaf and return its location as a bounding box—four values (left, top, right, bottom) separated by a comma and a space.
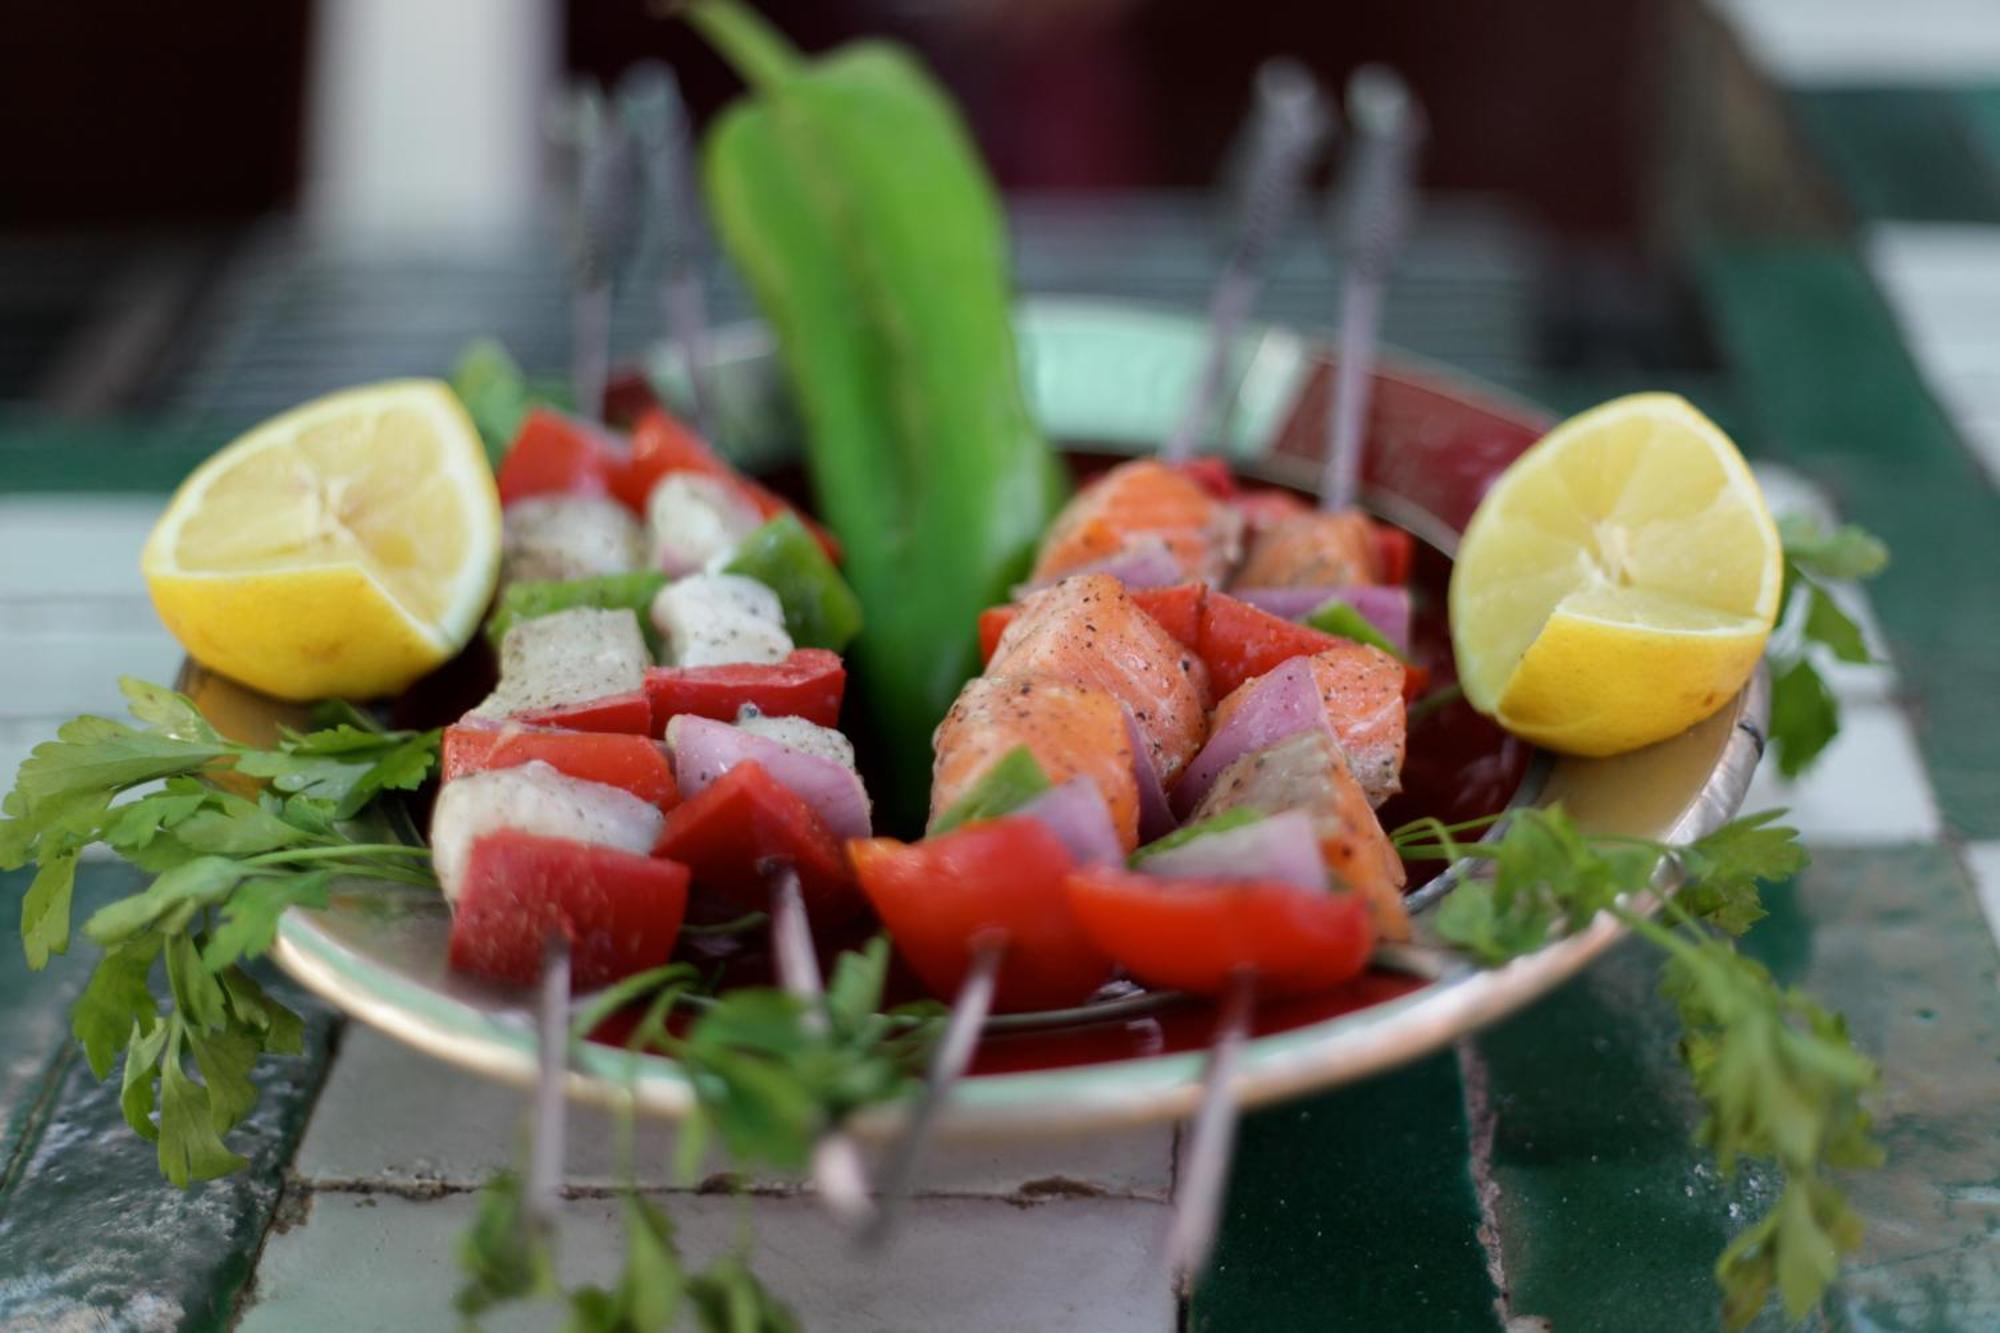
1768, 658, 1839, 780
1776, 515, 1889, 582
1304, 598, 1406, 660
4, 679, 439, 1191
455, 1170, 556, 1317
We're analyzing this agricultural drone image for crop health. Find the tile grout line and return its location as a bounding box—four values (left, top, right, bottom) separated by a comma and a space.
0, 1043, 78, 1216
1453, 1038, 1541, 1333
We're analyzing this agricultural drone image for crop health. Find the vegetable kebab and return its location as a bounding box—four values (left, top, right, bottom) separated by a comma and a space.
433, 404, 879, 1221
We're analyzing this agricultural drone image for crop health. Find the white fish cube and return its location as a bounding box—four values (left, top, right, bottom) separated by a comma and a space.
430, 760, 665, 902
651, 573, 794, 668
470, 607, 648, 720
502, 496, 645, 584
647, 473, 764, 575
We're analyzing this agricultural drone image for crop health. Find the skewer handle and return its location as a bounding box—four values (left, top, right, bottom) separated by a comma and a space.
1165, 972, 1256, 1283
555, 85, 640, 422
1164, 59, 1333, 463
619, 62, 717, 438
862, 938, 1004, 1247
1318, 66, 1425, 513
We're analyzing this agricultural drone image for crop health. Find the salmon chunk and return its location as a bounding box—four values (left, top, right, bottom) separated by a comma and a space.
1031, 459, 1243, 587
1232, 510, 1380, 590
989, 573, 1210, 783
931, 675, 1140, 850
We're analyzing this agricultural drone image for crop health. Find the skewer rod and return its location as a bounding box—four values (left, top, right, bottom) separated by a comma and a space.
527, 935, 572, 1225
863, 939, 1004, 1246
1165, 972, 1256, 1282
765, 862, 878, 1227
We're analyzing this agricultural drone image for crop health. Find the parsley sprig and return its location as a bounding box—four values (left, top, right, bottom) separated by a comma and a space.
1403, 806, 1879, 1327
457, 938, 937, 1330
1, 678, 439, 1185
1769, 516, 1889, 777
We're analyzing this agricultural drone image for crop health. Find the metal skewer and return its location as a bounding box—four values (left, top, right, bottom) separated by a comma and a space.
526, 934, 573, 1231
764, 861, 878, 1227
619, 61, 717, 439
1318, 66, 1425, 513
1164, 970, 1256, 1284
1164, 59, 1334, 464
862, 938, 1004, 1247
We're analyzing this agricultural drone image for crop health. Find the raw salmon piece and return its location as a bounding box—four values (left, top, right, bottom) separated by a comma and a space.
977, 582, 1206, 666
931, 675, 1140, 849
1031, 460, 1243, 586
1190, 729, 1409, 941
989, 573, 1210, 782
1232, 509, 1381, 589
1210, 644, 1406, 807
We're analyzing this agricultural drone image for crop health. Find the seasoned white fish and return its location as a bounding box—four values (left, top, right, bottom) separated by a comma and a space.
651, 573, 793, 668
502, 495, 645, 584
470, 606, 649, 720
430, 760, 664, 902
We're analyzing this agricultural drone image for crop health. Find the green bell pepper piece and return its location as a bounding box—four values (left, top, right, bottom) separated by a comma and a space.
1304, 597, 1407, 661
929, 746, 1051, 836
689, 1, 1067, 823
486, 571, 671, 658
723, 513, 863, 653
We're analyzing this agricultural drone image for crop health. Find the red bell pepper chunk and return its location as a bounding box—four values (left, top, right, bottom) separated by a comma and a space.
1172, 456, 1238, 500
442, 725, 679, 810
496, 408, 629, 507
850, 817, 1113, 1013
447, 831, 690, 990
1065, 866, 1375, 999
1372, 521, 1414, 585
612, 409, 842, 563
1196, 590, 1347, 697
652, 761, 859, 921
978, 582, 1207, 666
643, 649, 845, 733
513, 689, 655, 736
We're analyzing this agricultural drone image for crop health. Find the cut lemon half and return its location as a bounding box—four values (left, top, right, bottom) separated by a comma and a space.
142, 380, 501, 701
1448, 393, 1781, 756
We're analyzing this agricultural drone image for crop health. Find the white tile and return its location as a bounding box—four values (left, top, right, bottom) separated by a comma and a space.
1712, 0, 2000, 83
1744, 702, 1941, 844
1752, 463, 1900, 702
0, 632, 182, 719
1965, 843, 2000, 958
295, 1025, 1174, 1201
240, 1188, 1174, 1333
0, 497, 164, 598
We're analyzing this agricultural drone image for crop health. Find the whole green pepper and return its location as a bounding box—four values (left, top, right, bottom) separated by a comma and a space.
689, 0, 1066, 825
723, 513, 864, 653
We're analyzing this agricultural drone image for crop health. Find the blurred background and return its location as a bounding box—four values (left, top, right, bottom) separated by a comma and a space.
0, 0, 1864, 448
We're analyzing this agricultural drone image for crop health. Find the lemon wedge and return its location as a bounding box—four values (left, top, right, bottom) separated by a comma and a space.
142, 380, 501, 700
1448, 392, 1782, 756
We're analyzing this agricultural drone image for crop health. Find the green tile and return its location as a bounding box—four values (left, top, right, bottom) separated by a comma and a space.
1474, 845, 2000, 1333
1748, 847, 2000, 1331
1191, 1050, 1502, 1333
0, 414, 215, 494
1789, 90, 2000, 223
1950, 87, 2000, 183
0, 863, 339, 1331
1695, 244, 2000, 837
1474, 936, 1775, 1333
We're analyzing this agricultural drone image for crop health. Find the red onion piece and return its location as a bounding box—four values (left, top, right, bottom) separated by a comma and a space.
1124, 705, 1178, 841
1016, 778, 1123, 867
666, 714, 872, 840
1141, 809, 1327, 891
1229, 585, 1412, 656
1171, 657, 1329, 818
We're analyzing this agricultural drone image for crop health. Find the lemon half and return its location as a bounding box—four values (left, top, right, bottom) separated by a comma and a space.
1448, 393, 1782, 756
142, 380, 501, 700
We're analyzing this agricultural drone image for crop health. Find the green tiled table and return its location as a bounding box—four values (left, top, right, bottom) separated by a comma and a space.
7, 24, 2000, 1333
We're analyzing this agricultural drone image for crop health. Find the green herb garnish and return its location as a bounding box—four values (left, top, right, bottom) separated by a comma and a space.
1413, 805, 1877, 1327
1767, 516, 1889, 777
1, 678, 439, 1185
449, 337, 573, 467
